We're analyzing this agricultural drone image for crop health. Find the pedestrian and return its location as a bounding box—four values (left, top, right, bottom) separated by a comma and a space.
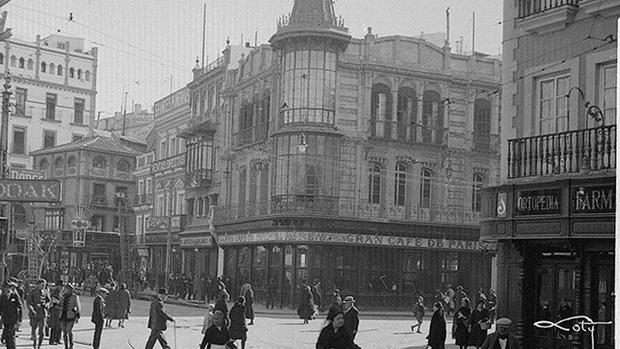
481, 317, 521, 349
475, 288, 488, 309
0, 281, 22, 349
27, 279, 51, 349
445, 284, 455, 316
229, 297, 248, 349
453, 297, 472, 349
145, 288, 175, 349
266, 279, 277, 310
468, 299, 490, 349
104, 283, 117, 328
201, 303, 215, 335
487, 289, 497, 324
214, 291, 230, 326
343, 296, 359, 341
244, 284, 254, 325
199, 310, 232, 349
91, 287, 109, 349
434, 289, 447, 310
453, 286, 467, 313
426, 301, 447, 349
116, 283, 131, 328
297, 285, 314, 324
312, 280, 322, 313
316, 310, 356, 349
60, 283, 81, 349
411, 296, 425, 333
48, 280, 63, 345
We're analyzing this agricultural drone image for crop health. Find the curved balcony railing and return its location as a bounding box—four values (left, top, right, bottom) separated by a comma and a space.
518, 0, 579, 19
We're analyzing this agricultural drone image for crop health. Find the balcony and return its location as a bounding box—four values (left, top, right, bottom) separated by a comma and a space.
214, 197, 480, 226
151, 154, 185, 174
508, 125, 616, 179
517, 0, 579, 33
278, 108, 335, 128
370, 120, 443, 146
233, 123, 269, 147
185, 169, 214, 188
518, 0, 579, 18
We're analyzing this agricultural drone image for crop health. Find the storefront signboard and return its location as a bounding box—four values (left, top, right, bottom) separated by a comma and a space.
146, 216, 169, 231
0, 179, 61, 202
515, 188, 561, 216
217, 231, 494, 252
571, 184, 615, 214
180, 236, 212, 247
496, 192, 507, 218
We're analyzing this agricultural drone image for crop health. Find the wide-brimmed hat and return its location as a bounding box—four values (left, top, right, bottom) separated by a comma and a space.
344, 296, 356, 303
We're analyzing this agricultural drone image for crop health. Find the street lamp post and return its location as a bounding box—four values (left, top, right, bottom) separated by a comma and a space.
164, 208, 172, 290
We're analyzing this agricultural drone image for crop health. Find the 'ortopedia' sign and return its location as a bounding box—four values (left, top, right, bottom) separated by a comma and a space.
0, 180, 61, 202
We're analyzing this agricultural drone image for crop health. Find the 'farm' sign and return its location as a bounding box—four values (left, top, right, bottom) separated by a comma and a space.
0, 180, 61, 202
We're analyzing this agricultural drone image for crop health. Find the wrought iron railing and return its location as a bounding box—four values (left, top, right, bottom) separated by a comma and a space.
214, 197, 480, 225
518, 0, 579, 19
508, 125, 616, 178
151, 154, 185, 174
370, 119, 443, 146
233, 123, 269, 147
278, 108, 335, 128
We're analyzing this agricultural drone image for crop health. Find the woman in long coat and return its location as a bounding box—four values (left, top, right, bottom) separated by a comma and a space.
453, 298, 472, 349
244, 284, 255, 325
228, 297, 248, 349
104, 284, 116, 328
427, 302, 447, 349
468, 299, 490, 348
297, 285, 314, 324
115, 283, 131, 328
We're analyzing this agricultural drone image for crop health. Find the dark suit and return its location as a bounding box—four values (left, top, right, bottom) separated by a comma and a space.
200, 324, 230, 349
91, 295, 105, 349
0, 291, 23, 349
145, 295, 174, 349
344, 306, 360, 340
481, 332, 521, 349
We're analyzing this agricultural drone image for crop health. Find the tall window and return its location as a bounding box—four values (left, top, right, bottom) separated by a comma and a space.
74, 98, 85, 124
45, 93, 57, 120
420, 168, 432, 209
90, 215, 104, 231
57, 64, 63, 76
473, 99, 492, 150
92, 156, 106, 169
472, 173, 485, 212
43, 130, 56, 149
371, 83, 391, 138
69, 67, 75, 78
9, 56, 15, 67
12, 127, 25, 154
85, 71, 91, 81
394, 163, 407, 206
368, 163, 382, 204
601, 64, 616, 125
18, 57, 24, 69
40, 62, 46, 73
27, 59, 33, 70
397, 87, 417, 141
538, 75, 569, 134
115, 186, 128, 208
15, 88, 26, 116
117, 160, 129, 172
422, 91, 444, 144
145, 178, 152, 195
160, 140, 167, 159
44, 209, 64, 230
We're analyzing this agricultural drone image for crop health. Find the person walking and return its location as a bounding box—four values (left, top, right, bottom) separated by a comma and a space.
229, 297, 248, 349
116, 283, 131, 328
144, 288, 175, 349
48, 280, 63, 345
60, 283, 81, 349
214, 291, 230, 327
426, 302, 447, 349
297, 285, 314, 324
453, 286, 467, 313
411, 296, 425, 333
243, 284, 254, 326
468, 299, 490, 349
266, 279, 277, 310
316, 310, 356, 349
445, 284, 455, 316
0, 280, 23, 349
481, 317, 521, 349
91, 287, 109, 349
200, 310, 231, 349
453, 298, 472, 349
27, 279, 52, 349
343, 296, 359, 341
312, 280, 323, 314
487, 289, 497, 323
104, 283, 117, 328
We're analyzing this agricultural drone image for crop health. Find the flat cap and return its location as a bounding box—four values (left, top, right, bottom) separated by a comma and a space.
496, 317, 512, 327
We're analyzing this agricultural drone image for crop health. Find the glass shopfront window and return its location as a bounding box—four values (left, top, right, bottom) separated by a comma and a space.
252, 246, 267, 291
334, 247, 357, 292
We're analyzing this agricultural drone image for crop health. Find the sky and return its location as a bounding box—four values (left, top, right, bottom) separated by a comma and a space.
4, 0, 503, 118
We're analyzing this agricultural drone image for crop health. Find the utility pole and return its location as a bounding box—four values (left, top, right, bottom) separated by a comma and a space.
121, 91, 128, 136
164, 208, 172, 290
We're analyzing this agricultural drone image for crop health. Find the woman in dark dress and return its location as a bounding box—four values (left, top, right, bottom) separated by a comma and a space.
228, 297, 248, 349
200, 310, 231, 349
316, 311, 356, 349
244, 284, 254, 325
453, 297, 472, 349
297, 285, 315, 324
427, 302, 447, 349
214, 291, 230, 326
468, 299, 490, 349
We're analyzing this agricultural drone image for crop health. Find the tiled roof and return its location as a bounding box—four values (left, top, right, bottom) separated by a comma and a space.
31, 130, 140, 156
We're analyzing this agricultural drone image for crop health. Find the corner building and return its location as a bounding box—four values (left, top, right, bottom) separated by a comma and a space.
481, 1, 616, 348
213, 0, 502, 309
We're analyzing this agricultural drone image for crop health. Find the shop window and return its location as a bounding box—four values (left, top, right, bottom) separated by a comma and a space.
284, 245, 294, 267
238, 247, 251, 285
252, 246, 267, 290
334, 247, 357, 292
268, 246, 282, 290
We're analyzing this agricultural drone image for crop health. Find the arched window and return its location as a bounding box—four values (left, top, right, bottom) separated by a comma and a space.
92, 156, 106, 169
49, 63, 55, 73
38, 159, 49, 171
67, 156, 77, 168
27, 59, 33, 70
41, 62, 47, 73
18, 57, 24, 69
473, 99, 492, 150
9, 55, 15, 67
472, 173, 485, 212
420, 168, 432, 209
54, 157, 64, 170
69, 67, 75, 78
0, 53, 4, 65
368, 163, 382, 204
57, 64, 63, 76
85, 70, 91, 81
370, 83, 392, 138
77, 69, 82, 79
394, 162, 407, 206
422, 90, 444, 145
117, 160, 129, 172
397, 87, 417, 142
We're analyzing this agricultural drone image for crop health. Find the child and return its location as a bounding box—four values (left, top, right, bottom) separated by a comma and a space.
411, 296, 425, 333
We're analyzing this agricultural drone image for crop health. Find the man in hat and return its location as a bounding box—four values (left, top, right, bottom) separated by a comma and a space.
0, 280, 22, 349
91, 287, 109, 349
343, 296, 360, 341
145, 288, 175, 349
60, 283, 81, 349
48, 280, 64, 345
27, 279, 51, 349
481, 317, 521, 349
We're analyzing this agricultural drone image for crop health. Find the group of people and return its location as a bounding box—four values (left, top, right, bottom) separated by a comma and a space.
166, 274, 228, 302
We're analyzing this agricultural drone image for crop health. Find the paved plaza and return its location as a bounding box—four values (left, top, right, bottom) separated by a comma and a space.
11, 296, 471, 349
